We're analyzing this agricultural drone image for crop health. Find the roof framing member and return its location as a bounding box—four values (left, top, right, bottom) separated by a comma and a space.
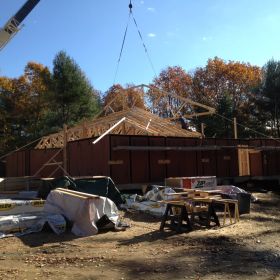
35, 107, 201, 149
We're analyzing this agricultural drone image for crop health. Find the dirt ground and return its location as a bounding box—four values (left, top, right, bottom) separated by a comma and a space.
0, 191, 279, 280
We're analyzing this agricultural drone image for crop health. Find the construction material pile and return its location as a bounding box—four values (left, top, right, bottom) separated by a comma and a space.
0, 187, 125, 238
44, 188, 120, 236
0, 199, 65, 238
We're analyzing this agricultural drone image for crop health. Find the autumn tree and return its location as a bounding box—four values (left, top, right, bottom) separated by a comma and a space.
0, 77, 15, 152
0, 53, 102, 155
192, 57, 261, 137
149, 66, 193, 118
23, 62, 51, 137
0, 76, 34, 151
46, 51, 101, 130
103, 84, 145, 114
0, 62, 51, 153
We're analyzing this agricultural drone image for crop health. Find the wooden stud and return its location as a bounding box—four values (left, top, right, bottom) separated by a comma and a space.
233, 117, 238, 139
63, 124, 68, 176
201, 123, 205, 138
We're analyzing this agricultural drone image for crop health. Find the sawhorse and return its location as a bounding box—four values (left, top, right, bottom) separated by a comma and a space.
160, 202, 192, 233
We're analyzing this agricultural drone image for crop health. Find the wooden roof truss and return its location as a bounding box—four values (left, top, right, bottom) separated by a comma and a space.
35, 84, 213, 149
35, 107, 201, 149
102, 84, 216, 119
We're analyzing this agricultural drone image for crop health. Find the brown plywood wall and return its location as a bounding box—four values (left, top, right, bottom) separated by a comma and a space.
30, 149, 63, 178
216, 139, 239, 177
68, 137, 110, 177
6, 150, 27, 177
262, 139, 280, 176
149, 137, 166, 182
109, 135, 130, 184
5, 135, 280, 185
197, 138, 217, 176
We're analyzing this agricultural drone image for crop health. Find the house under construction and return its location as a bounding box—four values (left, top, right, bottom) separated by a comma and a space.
3, 85, 280, 189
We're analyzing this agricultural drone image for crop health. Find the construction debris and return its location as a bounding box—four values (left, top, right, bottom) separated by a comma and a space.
0, 212, 66, 238
122, 182, 254, 228
123, 186, 175, 217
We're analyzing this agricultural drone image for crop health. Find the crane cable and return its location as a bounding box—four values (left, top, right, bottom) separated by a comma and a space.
130, 4, 157, 77
214, 112, 280, 143
113, 0, 157, 85
114, 2, 279, 143
113, 2, 132, 84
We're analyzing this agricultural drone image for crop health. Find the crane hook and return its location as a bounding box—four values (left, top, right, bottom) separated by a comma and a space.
129, 0, 132, 11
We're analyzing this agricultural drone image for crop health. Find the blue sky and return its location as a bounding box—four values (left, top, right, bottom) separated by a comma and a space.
1, 0, 280, 93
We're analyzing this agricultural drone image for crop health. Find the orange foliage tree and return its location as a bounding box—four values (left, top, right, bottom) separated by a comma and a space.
149, 66, 193, 118
102, 84, 145, 114
192, 57, 261, 137
23, 62, 51, 136
0, 62, 51, 152
193, 57, 261, 109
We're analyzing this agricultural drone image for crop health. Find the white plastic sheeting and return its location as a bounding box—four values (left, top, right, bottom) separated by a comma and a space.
123, 184, 255, 217
0, 212, 66, 238
43, 189, 119, 236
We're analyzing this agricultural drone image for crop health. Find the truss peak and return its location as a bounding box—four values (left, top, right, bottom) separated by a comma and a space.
35, 107, 201, 149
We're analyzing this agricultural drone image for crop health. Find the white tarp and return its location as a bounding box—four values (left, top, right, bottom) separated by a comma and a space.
0, 212, 66, 238
43, 188, 119, 236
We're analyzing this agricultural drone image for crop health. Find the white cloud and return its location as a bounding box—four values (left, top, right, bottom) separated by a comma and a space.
148, 33, 156, 38
147, 7, 155, 12
202, 36, 213, 42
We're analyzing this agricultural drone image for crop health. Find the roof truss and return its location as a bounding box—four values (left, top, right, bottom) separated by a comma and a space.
35, 107, 201, 149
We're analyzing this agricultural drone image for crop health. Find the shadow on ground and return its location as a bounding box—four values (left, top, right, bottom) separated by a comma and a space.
18, 229, 78, 247
115, 234, 280, 279
123, 210, 162, 223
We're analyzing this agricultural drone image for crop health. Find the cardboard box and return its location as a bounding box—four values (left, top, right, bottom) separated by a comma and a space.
165, 176, 217, 189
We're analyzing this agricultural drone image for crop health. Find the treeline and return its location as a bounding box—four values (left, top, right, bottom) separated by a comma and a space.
0, 51, 101, 154
0, 51, 279, 155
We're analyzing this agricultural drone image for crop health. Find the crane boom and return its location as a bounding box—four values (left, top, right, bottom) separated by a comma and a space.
0, 0, 40, 51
